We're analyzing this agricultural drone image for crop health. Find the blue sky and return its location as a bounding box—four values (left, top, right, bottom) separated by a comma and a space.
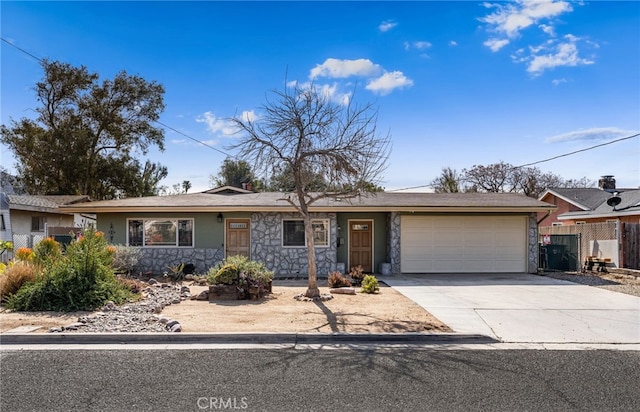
1, 1, 639, 193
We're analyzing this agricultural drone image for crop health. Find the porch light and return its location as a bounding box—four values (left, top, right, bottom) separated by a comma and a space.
217, 213, 223, 223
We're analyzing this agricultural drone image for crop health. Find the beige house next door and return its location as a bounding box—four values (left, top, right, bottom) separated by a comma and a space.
349, 220, 373, 273
226, 219, 250, 258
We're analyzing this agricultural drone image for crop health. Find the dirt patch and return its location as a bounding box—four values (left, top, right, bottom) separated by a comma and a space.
541, 270, 640, 297
0, 280, 451, 334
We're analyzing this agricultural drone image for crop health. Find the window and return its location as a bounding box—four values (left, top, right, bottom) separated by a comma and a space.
551, 222, 563, 227
127, 218, 193, 247
575, 221, 586, 225
282, 219, 329, 247
31, 216, 46, 232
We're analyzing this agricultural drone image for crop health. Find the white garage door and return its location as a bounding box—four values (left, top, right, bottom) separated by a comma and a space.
400, 215, 527, 273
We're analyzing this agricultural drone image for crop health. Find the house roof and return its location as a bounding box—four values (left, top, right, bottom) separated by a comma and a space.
539, 188, 614, 211
554, 188, 640, 220
6, 194, 91, 214
60, 191, 556, 214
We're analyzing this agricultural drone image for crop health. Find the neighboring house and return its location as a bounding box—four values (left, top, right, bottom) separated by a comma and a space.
0, 193, 94, 254
61, 186, 555, 276
538, 176, 640, 226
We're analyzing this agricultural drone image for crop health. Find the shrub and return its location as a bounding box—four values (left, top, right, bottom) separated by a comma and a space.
111, 244, 142, 275
0, 262, 39, 302
349, 265, 365, 286
33, 237, 63, 266
360, 275, 380, 294
207, 255, 274, 297
15, 247, 35, 262
210, 263, 239, 285
328, 271, 352, 288
6, 227, 135, 312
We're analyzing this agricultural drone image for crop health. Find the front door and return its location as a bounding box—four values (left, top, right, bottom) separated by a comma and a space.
226, 219, 250, 258
349, 220, 373, 273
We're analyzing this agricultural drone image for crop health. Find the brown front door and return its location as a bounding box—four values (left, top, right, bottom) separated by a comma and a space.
226, 219, 250, 258
349, 220, 372, 272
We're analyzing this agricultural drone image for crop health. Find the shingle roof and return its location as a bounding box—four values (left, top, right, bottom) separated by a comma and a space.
60, 191, 555, 213
549, 188, 640, 219
7, 195, 90, 213
545, 188, 613, 210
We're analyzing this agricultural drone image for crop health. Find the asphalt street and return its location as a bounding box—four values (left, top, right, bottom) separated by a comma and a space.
1, 348, 639, 411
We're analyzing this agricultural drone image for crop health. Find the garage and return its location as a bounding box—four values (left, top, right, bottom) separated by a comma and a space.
400, 215, 528, 273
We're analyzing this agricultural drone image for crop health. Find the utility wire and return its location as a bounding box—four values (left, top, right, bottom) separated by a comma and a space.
514, 133, 639, 168
389, 132, 640, 192
1, 37, 42, 62
1, 36, 236, 159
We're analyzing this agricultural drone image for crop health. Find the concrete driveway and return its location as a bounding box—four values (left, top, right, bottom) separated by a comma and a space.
383, 273, 640, 344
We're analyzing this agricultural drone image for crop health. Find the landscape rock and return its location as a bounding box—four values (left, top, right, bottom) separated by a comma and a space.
330, 287, 356, 295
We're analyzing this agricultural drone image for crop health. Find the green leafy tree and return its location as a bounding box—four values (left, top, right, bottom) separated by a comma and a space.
210, 158, 259, 189
230, 83, 391, 298
430, 167, 462, 193
0, 60, 166, 199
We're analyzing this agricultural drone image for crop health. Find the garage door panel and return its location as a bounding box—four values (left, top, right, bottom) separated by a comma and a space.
401, 215, 527, 273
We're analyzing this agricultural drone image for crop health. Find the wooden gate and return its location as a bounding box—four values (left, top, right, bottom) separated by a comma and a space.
622, 223, 640, 270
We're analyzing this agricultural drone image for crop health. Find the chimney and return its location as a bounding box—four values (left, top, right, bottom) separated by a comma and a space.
598, 175, 616, 190
246, 182, 253, 191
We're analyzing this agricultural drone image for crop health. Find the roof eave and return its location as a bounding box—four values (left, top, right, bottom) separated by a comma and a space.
61, 205, 556, 214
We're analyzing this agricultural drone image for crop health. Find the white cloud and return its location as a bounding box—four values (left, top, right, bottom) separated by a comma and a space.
484, 38, 510, 52
449, 40, 458, 47
310, 58, 382, 79
481, 0, 573, 38
196, 111, 237, 136
366, 71, 414, 95
539, 23, 555, 36
526, 36, 594, 75
551, 78, 567, 86
546, 127, 638, 143
379, 20, 397, 32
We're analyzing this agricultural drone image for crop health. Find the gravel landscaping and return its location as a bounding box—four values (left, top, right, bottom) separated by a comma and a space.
539, 270, 640, 297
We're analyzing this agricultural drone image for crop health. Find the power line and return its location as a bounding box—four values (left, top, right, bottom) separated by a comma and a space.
1, 36, 236, 160
514, 133, 639, 168
1, 37, 42, 62
390, 132, 640, 192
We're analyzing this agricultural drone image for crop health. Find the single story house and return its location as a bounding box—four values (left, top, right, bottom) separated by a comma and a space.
0, 192, 93, 257
61, 186, 556, 276
538, 176, 640, 226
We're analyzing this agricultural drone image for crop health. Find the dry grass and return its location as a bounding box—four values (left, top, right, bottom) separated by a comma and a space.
0, 263, 38, 302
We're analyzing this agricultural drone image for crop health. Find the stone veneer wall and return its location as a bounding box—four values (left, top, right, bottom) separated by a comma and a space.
138, 247, 224, 275
251, 212, 338, 277
388, 212, 401, 274
528, 213, 539, 273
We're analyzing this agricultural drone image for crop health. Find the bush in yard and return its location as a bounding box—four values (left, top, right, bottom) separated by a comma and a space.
111, 244, 142, 276
15, 247, 35, 262
0, 262, 39, 303
349, 264, 365, 286
327, 271, 352, 288
208, 255, 274, 298
6, 227, 136, 312
360, 274, 380, 294
33, 237, 63, 266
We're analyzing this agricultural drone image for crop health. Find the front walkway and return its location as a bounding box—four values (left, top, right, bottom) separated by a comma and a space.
382, 273, 640, 344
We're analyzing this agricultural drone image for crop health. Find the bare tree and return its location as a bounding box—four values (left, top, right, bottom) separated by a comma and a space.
230, 83, 391, 298
462, 161, 516, 193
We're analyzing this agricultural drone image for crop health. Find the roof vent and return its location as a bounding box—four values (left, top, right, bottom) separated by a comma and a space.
598, 175, 616, 191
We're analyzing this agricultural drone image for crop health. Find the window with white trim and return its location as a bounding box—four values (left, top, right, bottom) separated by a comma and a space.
551, 222, 563, 227
127, 219, 193, 247
282, 219, 329, 247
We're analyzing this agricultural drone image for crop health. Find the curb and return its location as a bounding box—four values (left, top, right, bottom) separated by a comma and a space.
0, 332, 498, 345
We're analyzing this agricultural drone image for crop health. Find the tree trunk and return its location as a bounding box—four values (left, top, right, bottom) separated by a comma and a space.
303, 214, 320, 298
